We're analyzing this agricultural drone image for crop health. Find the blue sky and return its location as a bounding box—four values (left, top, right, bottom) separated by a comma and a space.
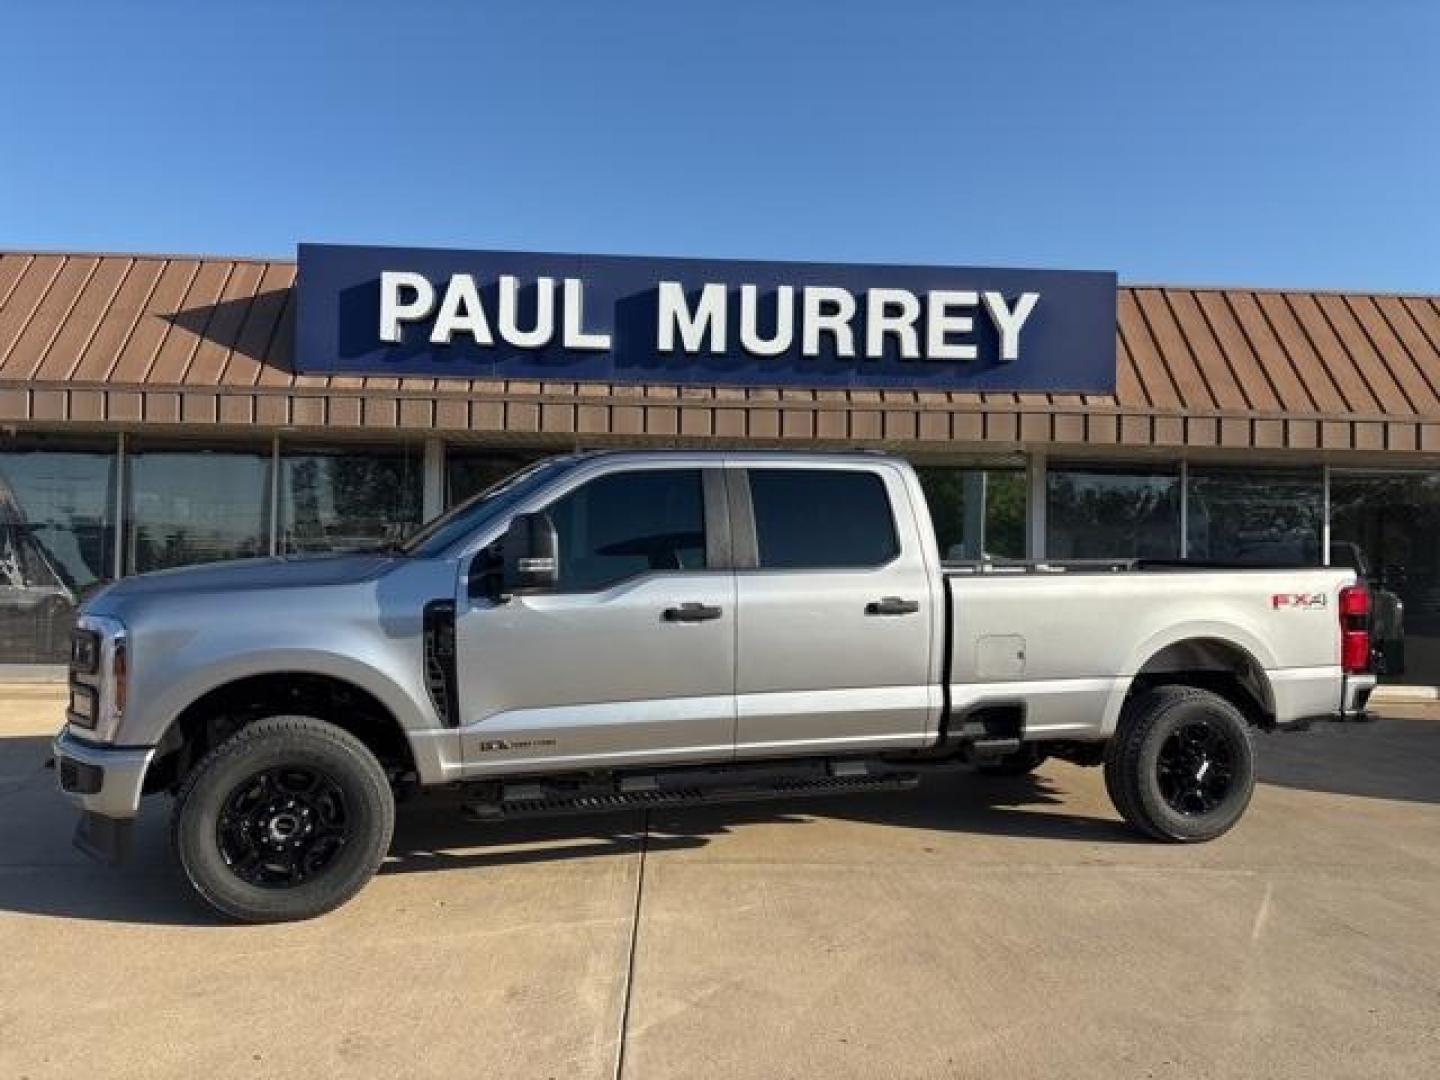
1, 1, 1436, 290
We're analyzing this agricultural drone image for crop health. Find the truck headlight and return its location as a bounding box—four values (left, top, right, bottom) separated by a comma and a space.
70, 628, 99, 674
67, 683, 98, 728
69, 615, 129, 741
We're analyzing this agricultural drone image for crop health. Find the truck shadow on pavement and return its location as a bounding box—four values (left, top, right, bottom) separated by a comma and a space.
1252, 714, 1440, 804
0, 733, 1130, 925
380, 713, 1440, 879
0, 712, 1435, 925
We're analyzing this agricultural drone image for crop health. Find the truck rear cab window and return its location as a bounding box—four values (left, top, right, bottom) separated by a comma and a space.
548, 468, 707, 590
748, 469, 898, 569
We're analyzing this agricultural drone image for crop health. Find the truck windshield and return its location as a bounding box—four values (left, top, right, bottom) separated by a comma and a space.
399, 457, 575, 558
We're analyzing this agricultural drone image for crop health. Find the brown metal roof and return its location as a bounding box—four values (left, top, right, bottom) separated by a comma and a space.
3, 250, 1440, 455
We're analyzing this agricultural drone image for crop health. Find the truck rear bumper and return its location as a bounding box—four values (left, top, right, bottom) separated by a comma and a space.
53, 729, 155, 863
1338, 673, 1377, 720
1284, 673, 1377, 730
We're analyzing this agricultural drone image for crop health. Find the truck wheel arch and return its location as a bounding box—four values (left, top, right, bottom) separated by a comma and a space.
144, 670, 420, 796
1107, 634, 1277, 735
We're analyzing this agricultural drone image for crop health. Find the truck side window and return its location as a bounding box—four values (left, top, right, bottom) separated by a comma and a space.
748, 469, 898, 569
546, 469, 707, 590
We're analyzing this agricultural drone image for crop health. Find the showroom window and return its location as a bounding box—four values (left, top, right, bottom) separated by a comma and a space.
1331, 471, 1440, 685
445, 447, 548, 508
1047, 464, 1181, 559
1186, 467, 1322, 564
0, 438, 117, 662
124, 443, 271, 573
279, 444, 423, 555
914, 465, 1026, 561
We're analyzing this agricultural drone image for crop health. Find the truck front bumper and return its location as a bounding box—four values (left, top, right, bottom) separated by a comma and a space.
53, 728, 155, 863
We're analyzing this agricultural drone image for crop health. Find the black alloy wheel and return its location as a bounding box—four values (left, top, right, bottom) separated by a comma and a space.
1155, 721, 1236, 816
217, 765, 351, 888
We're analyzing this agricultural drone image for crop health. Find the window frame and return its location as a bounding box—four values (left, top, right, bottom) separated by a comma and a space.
729, 466, 902, 573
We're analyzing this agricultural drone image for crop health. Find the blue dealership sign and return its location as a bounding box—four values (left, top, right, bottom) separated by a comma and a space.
295, 243, 1116, 392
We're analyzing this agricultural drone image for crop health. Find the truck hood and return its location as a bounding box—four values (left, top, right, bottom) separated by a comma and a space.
85, 553, 399, 608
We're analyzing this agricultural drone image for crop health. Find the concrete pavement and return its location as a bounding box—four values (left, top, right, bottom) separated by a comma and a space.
1, 684, 1437, 1078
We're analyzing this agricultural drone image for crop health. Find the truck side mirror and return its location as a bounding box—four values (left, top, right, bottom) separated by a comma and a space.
500, 511, 559, 595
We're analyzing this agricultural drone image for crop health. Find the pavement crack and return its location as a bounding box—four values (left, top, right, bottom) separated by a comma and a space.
611, 810, 649, 1080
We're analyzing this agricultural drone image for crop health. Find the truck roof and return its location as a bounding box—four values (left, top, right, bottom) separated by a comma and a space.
551, 447, 904, 466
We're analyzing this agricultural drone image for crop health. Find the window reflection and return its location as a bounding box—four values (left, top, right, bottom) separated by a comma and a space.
915, 466, 1026, 560
126, 446, 271, 573
548, 469, 706, 589
445, 448, 547, 508
1047, 466, 1180, 559
0, 441, 115, 662
1187, 467, 1322, 564
280, 446, 422, 554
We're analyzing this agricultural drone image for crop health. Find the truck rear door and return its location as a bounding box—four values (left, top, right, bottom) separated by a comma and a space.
730, 462, 936, 756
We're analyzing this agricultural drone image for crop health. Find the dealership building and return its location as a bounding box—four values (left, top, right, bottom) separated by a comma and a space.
2, 245, 1440, 686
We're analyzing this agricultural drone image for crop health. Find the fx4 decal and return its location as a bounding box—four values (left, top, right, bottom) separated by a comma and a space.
1272, 592, 1328, 610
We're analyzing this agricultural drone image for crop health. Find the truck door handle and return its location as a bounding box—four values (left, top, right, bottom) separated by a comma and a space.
664, 602, 723, 623
865, 597, 920, 616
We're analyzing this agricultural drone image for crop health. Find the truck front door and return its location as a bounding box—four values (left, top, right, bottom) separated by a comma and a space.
454, 464, 736, 775
730, 463, 937, 756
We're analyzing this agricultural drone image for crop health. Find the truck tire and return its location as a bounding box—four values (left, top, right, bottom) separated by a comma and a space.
1103, 685, 1255, 842
171, 715, 395, 923
976, 745, 1048, 776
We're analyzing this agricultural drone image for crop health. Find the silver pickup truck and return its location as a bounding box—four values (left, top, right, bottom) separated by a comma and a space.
55, 450, 1375, 922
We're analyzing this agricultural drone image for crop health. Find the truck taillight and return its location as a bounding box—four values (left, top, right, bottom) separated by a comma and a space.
1339, 585, 1371, 674
1339, 585, 1370, 618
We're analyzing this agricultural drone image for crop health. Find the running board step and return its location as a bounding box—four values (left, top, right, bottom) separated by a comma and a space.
969, 738, 1022, 758
462, 771, 920, 823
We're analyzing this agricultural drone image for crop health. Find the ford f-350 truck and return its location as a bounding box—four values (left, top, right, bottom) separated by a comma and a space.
54, 451, 1375, 922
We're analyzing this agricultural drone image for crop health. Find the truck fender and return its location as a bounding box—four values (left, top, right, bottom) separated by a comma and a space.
1101, 621, 1278, 736
146, 647, 454, 785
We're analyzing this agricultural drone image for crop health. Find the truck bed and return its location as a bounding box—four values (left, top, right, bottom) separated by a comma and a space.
941, 561, 1356, 741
